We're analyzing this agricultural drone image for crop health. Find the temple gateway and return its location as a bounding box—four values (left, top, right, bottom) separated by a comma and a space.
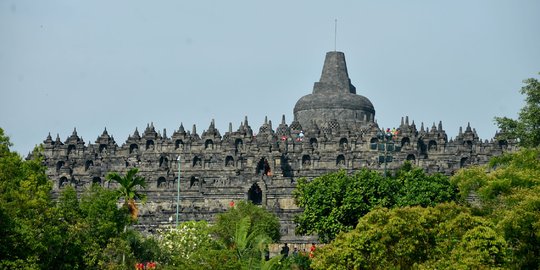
39, 51, 515, 242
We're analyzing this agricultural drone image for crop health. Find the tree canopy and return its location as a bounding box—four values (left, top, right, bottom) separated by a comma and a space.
495, 73, 540, 147
311, 203, 508, 270
293, 164, 456, 243
451, 148, 540, 269
156, 201, 285, 270
106, 168, 147, 221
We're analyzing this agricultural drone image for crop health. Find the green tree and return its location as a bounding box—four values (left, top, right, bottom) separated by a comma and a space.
293, 169, 394, 243
230, 216, 275, 270
311, 203, 507, 270
157, 202, 282, 270
0, 128, 56, 269
394, 164, 457, 207
213, 200, 281, 246
495, 73, 540, 147
158, 220, 221, 268
451, 148, 540, 269
106, 168, 147, 221
293, 166, 456, 243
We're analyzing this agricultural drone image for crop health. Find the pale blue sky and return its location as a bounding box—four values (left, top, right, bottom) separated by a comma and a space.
1, 1, 539, 155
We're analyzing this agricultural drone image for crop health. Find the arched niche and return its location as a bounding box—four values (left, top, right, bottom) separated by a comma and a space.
417, 139, 427, 154
280, 154, 293, 177
428, 140, 437, 151
247, 183, 263, 205
256, 157, 271, 176
175, 139, 184, 150
99, 144, 107, 154
406, 154, 416, 161
225, 156, 234, 167
401, 137, 410, 148
336, 155, 346, 167
159, 156, 169, 168
498, 140, 508, 149
146, 140, 155, 150
189, 176, 200, 189
205, 139, 214, 150
235, 138, 243, 150
339, 138, 348, 150
464, 140, 473, 148
56, 161, 64, 172
59, 176, 68, 188
192, 156, 202, 167
85, 160, 93, 171
302, 155, 311, 166
460, 157, 469, 168
129, 144, 139, 154
309, 138, 318, 149
157, 177, 167, 188
67, 144, 76, 155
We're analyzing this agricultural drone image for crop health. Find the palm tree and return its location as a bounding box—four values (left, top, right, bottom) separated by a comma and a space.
232, 216, 281, 270
106, 168, 147, 221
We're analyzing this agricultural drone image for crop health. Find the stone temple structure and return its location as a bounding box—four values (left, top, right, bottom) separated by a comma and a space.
38, 51, 515, 242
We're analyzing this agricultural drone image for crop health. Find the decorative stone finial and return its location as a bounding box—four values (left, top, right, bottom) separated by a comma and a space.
314, 51, 356, 94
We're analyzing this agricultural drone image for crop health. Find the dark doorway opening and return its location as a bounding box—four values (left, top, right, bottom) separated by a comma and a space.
248, 183, 262, 205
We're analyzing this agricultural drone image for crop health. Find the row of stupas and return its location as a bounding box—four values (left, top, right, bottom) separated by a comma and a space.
38, 51, 515, 242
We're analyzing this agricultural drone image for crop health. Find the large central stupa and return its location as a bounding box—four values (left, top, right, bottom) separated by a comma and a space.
294, 51, 375, 129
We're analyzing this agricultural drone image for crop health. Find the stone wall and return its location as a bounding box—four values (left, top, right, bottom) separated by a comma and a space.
38, 116, 515, 242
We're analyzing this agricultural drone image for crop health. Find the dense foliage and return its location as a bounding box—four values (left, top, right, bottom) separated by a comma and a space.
495, 73, 540, 147
0, 128, 155, 269
451, 148, 540, 269
106, 167, 148, 221
312, 203, 507, 270
0, 129, 290, 269
307, 149, 539, 269
155, 201, 292, 270
293, 164, 456, 243
213, 200, 281, 246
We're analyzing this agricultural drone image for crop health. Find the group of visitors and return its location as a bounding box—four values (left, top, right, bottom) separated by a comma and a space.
279, 243, 317, 259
